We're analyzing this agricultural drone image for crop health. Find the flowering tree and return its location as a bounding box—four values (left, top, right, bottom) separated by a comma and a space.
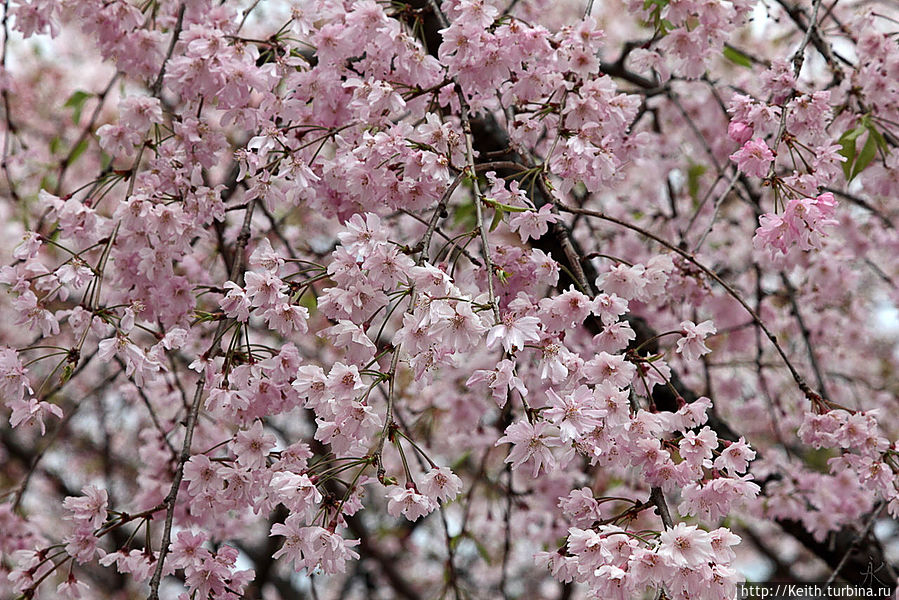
1, 0, 899, 598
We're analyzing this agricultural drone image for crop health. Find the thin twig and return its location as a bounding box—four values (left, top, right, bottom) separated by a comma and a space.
780, 273, 830, 401
151, 3, 186, 98
825, 501, 885, 585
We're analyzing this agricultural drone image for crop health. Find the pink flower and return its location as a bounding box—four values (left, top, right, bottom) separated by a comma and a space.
9, 397, 63, 434
13, 290, 59, 337
183, 454, 223, 497
679, 476, 759, 521
309, 527, 361, 575
293, 365, 329, 409
627, 547, 670, 586
244, 270, 285, 308
170, 530, 212, 570
508, 204, 559, 242
753, 211, 791, 256
558, 488, 602, 527
248, 238, 284, 271
271, 518, 360, 574
64, 529, 100, 564
322, 320, 377, 364
583, 352, 636, 388
727, 121, 753, 145
420, 466, 463, 503
97, 334, 158, 386
57, 574, 90, 599
221, 281, 251, 321
120, 95, 163, 130
496, 420, 562, 477
761, 58, 796, 103
753, 192, 839, 257
535, 550, 579, 583
96, 123, 142, 158
656, 523, 716, 567
596, 264, 647, 301
63, 485, 109, 528
326, 362, 366, 400
428, 300, 488, 352
710, 528, 742, 562
713, 437, 756, 474
466, 359, 528, 407
270, 515, 309, 571
231, 420, 276, 469
263, 302, 310, 336
592, 293, 628, 325
13, 231, 41, 260
537, 340, 573, 383
676, 320, 716, 361
678, 426, 718, 469
268, 471, 322, 516
386, 486, 437, 521
487, 313, 542, 352
539, 287, 595, 332
408, 264, 453, 296
730, 138, 774, 178
543, 386, 607, 441
98, 549, 156, 581
337, 212, 389, 259
531, 249, 560, 287
0, 347, 32, 402
594, 380, 631, 425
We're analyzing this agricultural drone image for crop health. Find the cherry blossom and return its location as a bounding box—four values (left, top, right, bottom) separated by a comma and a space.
496, 420, 563, 477
730, 139, 775, 178
385, 486, 437, 521
676, 319, 717, 361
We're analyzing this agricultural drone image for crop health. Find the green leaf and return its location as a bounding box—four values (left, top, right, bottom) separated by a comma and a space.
298, 290, 318, 312
837, 130, 857, 181
850, 133, 877, 180
63, 90, 91, 125
687, 163, 707, 203
453, 199, 477, 230
68, 138, 89, 165
472, 537, 491, 565
843, 125, 867, 142
60, 365, 73, 386
868, 126, 889, 154
482, 197, 529, 213
489, 206, 504, 232
723, 46, 753, 68
39, 175, 56, 192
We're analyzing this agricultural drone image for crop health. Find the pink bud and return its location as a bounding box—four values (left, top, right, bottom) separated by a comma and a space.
728, 121, 753, 145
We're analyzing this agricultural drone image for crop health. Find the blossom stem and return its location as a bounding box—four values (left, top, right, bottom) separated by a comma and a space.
394, 429, 437, 469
